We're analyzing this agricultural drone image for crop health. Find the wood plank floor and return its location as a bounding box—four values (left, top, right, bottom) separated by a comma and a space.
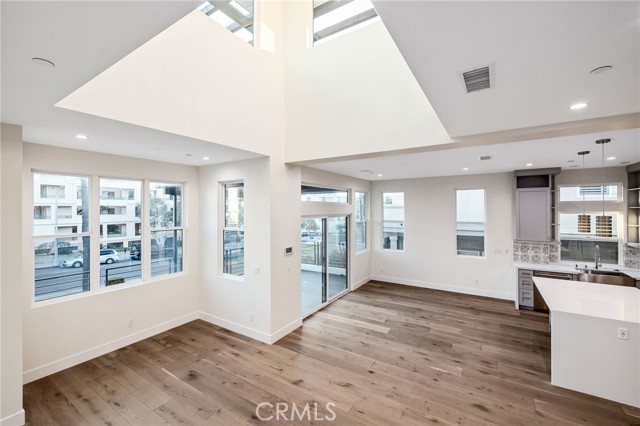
24, 281, 640, 425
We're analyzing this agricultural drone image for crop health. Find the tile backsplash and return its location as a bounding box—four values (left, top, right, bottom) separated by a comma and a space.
513, 240, 560, 264
515, 241, 640, 269
623, 244, 640, 269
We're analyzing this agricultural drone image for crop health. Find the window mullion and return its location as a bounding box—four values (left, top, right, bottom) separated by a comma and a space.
90, 175, 100, 291
142, 179, 151, 281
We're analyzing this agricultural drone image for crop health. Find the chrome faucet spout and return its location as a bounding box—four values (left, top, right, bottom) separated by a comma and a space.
594, 244, 601, 270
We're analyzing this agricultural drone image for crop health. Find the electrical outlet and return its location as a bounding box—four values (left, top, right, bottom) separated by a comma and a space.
493, 248, 502, 254
254, 266, 260, 274
250, 314, 254, 322
127, 319, 134, 328
618, 327, 629, 340
474, 279, 479, 285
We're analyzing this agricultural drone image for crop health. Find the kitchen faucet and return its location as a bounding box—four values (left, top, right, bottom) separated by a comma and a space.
594, 244, 602, 270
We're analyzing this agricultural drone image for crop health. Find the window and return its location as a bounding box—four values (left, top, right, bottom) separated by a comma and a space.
456, 189, 486, 257
301, 185, 348, 203
382, 192, 404, 251
198, 1, 254, 44
33, 173, 187, 302
313, 0, 379, 45
40, 184, 65, 199
223, 182, 244, 276
33, 173, 90, 302
100, 178, 142, 287
34, 206, 51, 219
557, 184, 622, 264
149, 182, 184, 277
355, 191, 367, 252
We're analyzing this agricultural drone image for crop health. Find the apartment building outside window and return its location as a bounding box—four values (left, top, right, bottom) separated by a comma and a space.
223, 182, 245, 276
456, 189, 486, 257
355, 191, 367, 252
382, 192, 404, 251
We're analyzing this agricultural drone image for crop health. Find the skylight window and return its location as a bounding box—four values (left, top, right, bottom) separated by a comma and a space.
313, 0, 379, 45
198, 1, 254, 45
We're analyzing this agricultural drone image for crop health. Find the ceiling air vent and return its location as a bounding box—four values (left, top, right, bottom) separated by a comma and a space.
463, 66, 491, 93
480, 155, 492, 161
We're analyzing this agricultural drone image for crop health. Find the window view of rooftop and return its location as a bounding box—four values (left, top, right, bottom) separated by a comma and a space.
313, 0, 379, 45
198, 0, 254, 45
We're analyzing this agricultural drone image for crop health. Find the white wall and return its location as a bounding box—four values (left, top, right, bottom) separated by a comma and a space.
1, 124, 25, 426
301, 167, 372, 290
57, 6, 285, 157
21, 143, 200, 382
283, 1, 452, 162
199, 157, 277, 341
371, 173, 515, 300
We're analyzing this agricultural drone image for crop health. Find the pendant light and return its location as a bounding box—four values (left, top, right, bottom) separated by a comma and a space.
577, 151, 591, 233
595, 138, 612, 237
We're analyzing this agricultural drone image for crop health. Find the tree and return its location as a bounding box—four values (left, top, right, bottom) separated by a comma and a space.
149, 197, 173, 228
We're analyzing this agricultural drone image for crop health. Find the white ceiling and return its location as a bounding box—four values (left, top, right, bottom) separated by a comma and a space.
1, 1, 262, 166
1, 1, 638, 176
372, 1, 640, 138
310, 128, 640, 181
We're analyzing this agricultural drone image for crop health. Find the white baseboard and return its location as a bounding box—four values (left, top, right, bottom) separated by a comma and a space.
0, 409, 24, 426
198, 312, 272, 344
352, 276, 371, 291
23, 312, 200, 384
269, 318, 303, 344
199, 312, 302, 345
370, 275, 513, 301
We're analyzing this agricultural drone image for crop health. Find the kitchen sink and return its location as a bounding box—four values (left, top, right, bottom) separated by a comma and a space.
576, 270, 636, 287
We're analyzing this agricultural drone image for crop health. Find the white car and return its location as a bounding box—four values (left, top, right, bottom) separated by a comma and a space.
62, 249, 119, 267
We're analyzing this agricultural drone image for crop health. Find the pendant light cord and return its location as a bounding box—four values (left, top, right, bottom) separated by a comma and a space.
582, 154, 586, 215
601, 142, 605, 216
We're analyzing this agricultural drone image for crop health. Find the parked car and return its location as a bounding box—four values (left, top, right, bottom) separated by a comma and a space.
62, 249, 119, 267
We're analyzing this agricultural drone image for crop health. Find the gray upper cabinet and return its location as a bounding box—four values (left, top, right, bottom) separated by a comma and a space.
516, 188, 551, 242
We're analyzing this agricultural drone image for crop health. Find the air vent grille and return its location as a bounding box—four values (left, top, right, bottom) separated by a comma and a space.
480, 155, 492, 161
463, 67, 490, 93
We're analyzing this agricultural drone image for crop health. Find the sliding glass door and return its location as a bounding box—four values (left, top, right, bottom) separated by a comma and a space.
301, 216, 348, 316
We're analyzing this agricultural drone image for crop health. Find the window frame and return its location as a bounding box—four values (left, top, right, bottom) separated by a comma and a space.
556, 182, 623, 265
221, 180, 245, 278
312, 0, 380, 46
301, 183, 350, 204
32, 171, 93, 303
354, 191, 368, 254
455, 188, 487, 259
381, 191, 405, 252
31, 170, 188, 306
148, 181, 186, 279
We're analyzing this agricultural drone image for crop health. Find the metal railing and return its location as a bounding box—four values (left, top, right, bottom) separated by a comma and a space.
223, 247, 245, 276
35, 270, 90, 301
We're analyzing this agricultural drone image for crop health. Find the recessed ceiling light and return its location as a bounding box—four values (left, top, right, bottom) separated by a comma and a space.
569, 102, 589, 110
590, 65, 612, 75
606, 156, 616, 161
203, 156, 210, 160
377, 174, 382, 177
463, 167, 469, 171
32, 57, 55, 68
75, 134, 89, 140
526, 163, 533, 167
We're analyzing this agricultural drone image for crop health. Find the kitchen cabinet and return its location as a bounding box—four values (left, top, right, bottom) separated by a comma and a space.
516, 188, 551, 241
514, 168, 559, 242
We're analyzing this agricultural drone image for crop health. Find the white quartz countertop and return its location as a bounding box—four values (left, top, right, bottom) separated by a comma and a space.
533, 277, 640, 323
514, 262, 640, 280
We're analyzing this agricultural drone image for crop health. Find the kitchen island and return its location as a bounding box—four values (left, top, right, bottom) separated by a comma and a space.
533, 277, 640, 407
